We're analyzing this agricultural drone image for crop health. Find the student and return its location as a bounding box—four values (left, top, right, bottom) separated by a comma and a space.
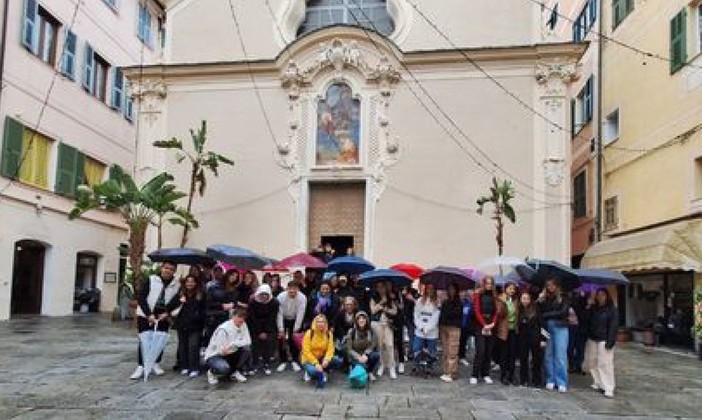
130, 261, 182, 380
458, 289, 474, 367
270, 274, 284, 297
237, 271, 258, 308
470, 276, 500, 385
204, 308, 252, 385
344, 311, 380, 381
276, 280, 307, 372
517, 291, 544, 387
300, 314, 339, 388
538, 278, 570, 393
247, 284, 280, 375
412, 283, 440, 360
439, 283, 462, 382
498, 282, 519, 385
370, 281, 399, 379
584, 288, 618, 398
334, 296, 359, 344
175, 274, 206, 377
390, 284, 407, 374
306, 281, 339, 329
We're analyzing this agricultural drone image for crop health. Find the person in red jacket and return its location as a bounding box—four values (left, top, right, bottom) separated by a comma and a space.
470, 276, 503, 384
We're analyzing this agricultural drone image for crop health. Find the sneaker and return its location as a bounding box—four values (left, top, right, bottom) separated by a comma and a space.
322, 373, 328, 384
591, 383, 601, 391
603, 390, 614, 398
291, 362, 301, 372
231, 371, 247, 383
491, 363, 500, 371
469, 377, 478, 385
303, 371, 311, 382
180, 369, 189, 376
247, 370, 256, 376
207, 370, 219, 385
483, 376, 493, 384
277, 363, 287, 373
460, 359, 470, 367
264, 367, 272, 376
129, 366, 144, 380
398, 363, 405, 374
152, 364, 165, 376
545, 382, 555, 391
377, 364, 384, 377
188, 371, 199, 378
440, 374, 453, 383
369, 373, 377, 382
389, 367, 397, 380
558, 385, 568, 393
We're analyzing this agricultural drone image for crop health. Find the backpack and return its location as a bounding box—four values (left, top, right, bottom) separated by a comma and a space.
348, 364, 368, 389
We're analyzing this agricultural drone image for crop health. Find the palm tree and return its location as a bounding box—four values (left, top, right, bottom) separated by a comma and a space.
69, 164, 191, 292
476, 177, 516, 256
153, 120, 234, 246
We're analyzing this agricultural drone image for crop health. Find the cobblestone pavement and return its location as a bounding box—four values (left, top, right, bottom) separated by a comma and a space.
0, 315, 700, 419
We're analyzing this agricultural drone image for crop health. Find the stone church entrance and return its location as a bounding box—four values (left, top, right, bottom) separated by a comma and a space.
308, 182, 365, 257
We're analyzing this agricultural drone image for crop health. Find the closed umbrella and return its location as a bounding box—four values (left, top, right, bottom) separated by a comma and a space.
148, 247, 214, 266
575, 269, 629, 286
327, 256, 375, 275
420, 266, 475, 290
389, 263, 425, 279
279, 252, 327, 269
525, 258, 581, 290
359, 269, 413, 288
139, 322, 170, 382
206, 244, 269, 270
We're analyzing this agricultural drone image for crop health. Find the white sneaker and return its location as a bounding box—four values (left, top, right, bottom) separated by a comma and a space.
591, 383, 601, 391
231, 371, 247, 383
545, 383, 555, 391
188, 371, 199, 378
264, 367, 272, 376
152, 364, 165, 376
460, 359, 470, 367
377, 365, 384, 377
469, 377, 478, 385
129, 366, 144, 380
322, 373, 328, 384
207, 370, 219, 385
483, 376, 493, 384
389, 367, 397, 380
369, 373, 377, 382
558, 385, 567, 393
180, 369, 189, 376
603, 390, 614, 398
398, 363, 405, 374
291, 362, 301, 372
440, 374, 453, 383
277, 363, 287, 372
303, 371, 311, 382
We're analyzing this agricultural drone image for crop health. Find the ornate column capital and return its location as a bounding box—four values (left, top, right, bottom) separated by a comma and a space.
130, 79, 167, 122
535, 62, 579, 97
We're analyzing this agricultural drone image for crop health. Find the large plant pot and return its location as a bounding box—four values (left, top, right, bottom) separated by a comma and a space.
642, 329, 655, 346
616, 328, 631, 343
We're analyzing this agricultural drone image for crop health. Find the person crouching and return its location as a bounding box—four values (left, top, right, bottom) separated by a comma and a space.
300, 314, 341, 388
344, 311, 380, 381
204, 308, 252, 385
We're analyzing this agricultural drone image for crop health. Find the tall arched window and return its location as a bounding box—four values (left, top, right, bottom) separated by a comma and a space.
298, 0, 395, 37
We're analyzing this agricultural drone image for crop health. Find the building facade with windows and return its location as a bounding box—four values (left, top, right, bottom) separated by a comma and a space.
0, 0, 164, 320
582, 0, 702, 349
126, 1, 584, 273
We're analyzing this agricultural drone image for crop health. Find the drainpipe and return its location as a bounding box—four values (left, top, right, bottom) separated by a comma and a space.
595, 0, 604, 243
0, 0, 11, 111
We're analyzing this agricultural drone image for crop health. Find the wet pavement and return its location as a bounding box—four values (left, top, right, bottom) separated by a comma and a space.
0, 315, 700, 419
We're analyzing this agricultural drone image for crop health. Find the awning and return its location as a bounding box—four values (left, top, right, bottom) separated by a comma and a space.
581, 219, 702, 272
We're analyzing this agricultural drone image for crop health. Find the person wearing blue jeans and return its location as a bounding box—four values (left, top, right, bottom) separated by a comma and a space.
538, 278, 571, 393
345, 312, 381, 380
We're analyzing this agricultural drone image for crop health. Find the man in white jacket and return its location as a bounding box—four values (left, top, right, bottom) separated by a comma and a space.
204, 308, 252, 385
275, 280, 307, 372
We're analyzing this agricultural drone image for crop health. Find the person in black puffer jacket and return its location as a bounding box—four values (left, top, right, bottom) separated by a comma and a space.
247, 284, 280, 375
175, 274, 206, 377
203, 269, 238, 347
584, 287, 618, 398
439, 283, 463, 382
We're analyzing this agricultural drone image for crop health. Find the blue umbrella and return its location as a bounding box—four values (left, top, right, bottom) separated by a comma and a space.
575, 269, 629, 286
525, 258, 581, 290
420, 266, 475, 290
148, 247, 214, 266
359, 269, 412, 288
327, 256, 375, 275
206, 244, 269, 270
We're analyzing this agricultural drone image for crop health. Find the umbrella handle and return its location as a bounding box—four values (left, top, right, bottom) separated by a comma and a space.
153, 320, 159, 331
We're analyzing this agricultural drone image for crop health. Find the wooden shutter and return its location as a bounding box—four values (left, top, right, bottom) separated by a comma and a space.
570, 99, 576, 136
670, 9, 687, 73
61, 30, 77, 79
56, 143, 77, 196
74, 149, 85, 190
22, 0, 38, 53
111, 68, 123, 110
82, 43, 95, 92
1, 118, 24, 178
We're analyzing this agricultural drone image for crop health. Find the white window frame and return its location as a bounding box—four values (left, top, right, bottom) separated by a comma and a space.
603, 108, 620, 145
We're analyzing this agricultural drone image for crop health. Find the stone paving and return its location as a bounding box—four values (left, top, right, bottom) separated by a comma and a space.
0, 315, 701, 419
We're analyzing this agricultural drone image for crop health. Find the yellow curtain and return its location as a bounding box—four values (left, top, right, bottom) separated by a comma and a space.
84, 157, 105, 187
19, 129, 51, 189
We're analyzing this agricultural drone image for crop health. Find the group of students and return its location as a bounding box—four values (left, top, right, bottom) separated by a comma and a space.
129, 260, 619, 397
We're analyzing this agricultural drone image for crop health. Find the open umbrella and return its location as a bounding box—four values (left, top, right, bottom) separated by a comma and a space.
389, 263, 425, 279
279, 252, 327, 269
420, 266, 475, 290
359, 269, 413, 288
575, 269, 629, 286
206, 244, 269, 270
477, 256, 535, 280
327, 255, 375, 275
525, 258, 581, 290
139, 322, 170, 382
148, 247, 214, 266
261, 262, 290, 273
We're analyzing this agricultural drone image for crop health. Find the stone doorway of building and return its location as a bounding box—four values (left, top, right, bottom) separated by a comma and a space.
11, 240, 47, 316
309, 182, 365, 256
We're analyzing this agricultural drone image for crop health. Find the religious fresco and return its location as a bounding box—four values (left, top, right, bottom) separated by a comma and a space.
316, 83, 361, 165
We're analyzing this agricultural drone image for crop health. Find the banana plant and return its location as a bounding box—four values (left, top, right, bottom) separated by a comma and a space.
477, 177, 516, 257
153, 120, 234, 246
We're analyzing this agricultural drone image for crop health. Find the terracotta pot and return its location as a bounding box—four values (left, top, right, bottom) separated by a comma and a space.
642, 329, 655, 346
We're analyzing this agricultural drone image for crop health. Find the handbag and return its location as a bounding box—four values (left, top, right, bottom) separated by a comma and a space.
292, 332, 305, 350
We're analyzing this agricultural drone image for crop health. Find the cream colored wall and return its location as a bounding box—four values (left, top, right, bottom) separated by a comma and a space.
602, 0, 702, 232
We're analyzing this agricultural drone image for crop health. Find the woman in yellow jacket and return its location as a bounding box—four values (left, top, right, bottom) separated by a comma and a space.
300, 314, 341, 387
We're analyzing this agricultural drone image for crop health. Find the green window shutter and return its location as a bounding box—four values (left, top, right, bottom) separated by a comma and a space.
56, 143, 77, 196
670, 9, 687, 73
82, 43, 95, 92
111, 68, 123, 110
61, 30, 77, 80
1, 117, 24, 178
625, 0, 634, 14
570, 99, 576, 137
74, 150, 85, 191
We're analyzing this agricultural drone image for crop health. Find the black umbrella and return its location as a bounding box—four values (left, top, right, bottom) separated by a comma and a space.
359, 269, 413, 288
575, 269, 629, 286
420, 266, 475, 290
148, 247, 214, 266
525, 258, 581, 290
206, 244, 269, 270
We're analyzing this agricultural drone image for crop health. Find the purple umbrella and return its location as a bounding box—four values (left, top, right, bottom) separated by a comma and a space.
420, 266, 475, 290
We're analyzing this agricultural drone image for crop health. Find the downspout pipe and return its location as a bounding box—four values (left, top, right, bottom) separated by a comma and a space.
595, 0, 604, 243
0, 0, 11, 111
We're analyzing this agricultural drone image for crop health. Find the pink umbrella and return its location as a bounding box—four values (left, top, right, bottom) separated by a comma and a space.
279, 252, 327, 269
